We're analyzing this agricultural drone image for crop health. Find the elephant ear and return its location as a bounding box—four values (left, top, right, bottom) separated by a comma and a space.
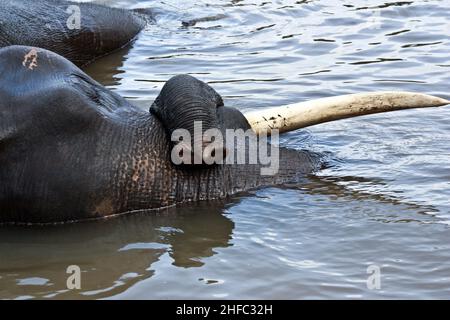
150, 74, 229, 166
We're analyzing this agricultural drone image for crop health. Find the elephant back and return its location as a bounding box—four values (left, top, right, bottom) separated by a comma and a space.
0, 0, 146, 66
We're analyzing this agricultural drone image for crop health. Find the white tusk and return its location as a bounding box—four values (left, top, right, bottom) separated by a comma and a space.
243, 91, 450, 135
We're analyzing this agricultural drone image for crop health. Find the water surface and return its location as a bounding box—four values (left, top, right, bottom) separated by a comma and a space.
1, 0, 450, 299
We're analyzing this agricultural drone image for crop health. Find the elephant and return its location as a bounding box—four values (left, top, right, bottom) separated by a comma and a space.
0, 45, 322, 224
1, 1, 448, 224
0, 0, 148, 67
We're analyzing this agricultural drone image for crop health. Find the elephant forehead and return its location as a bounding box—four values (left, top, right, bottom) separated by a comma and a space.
0, 45, 135, 111
0, 45, 141, 145
0, 46, 76, 138
0, 46, 76, 87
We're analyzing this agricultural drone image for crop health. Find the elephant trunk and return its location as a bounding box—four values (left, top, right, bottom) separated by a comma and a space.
243, 92, 450, 135
150, 75, 227, 164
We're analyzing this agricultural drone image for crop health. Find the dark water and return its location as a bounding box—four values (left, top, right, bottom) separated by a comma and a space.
1, 0, 450, 299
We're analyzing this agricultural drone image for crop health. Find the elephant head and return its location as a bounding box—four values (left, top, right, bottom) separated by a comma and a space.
0, 45, 448, 224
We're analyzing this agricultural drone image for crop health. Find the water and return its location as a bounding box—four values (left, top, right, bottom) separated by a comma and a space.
1, 0, 450, 299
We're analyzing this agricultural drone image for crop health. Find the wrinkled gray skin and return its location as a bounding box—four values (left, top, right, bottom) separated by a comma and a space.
0, 0, 147, 66
0, 1, 322, 224
0, 46, 321, 224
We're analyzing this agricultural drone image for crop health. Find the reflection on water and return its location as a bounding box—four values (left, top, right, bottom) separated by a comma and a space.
1, 0, 450, 299
0, 202, 234, 299
83, 46, 131, 87
3, 176, 449, 299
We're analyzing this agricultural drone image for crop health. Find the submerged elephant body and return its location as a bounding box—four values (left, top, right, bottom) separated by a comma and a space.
0, 0, 146, 66
0, 46, 320, 224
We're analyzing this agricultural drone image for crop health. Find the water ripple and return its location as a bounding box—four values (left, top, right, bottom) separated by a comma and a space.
2, 0, 450, 300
